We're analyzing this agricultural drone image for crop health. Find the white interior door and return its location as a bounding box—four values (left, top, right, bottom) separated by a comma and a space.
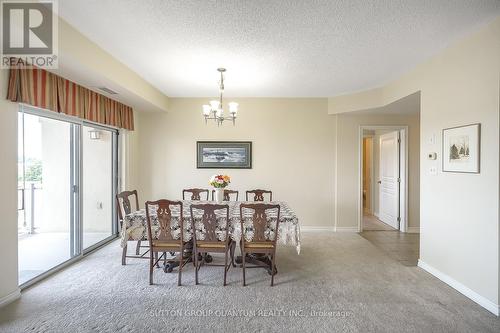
378, 131, 400, 229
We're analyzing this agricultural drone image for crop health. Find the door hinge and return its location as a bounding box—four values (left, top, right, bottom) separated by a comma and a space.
398, 138, 401, 143
397, 217, 401, 222
397, 178, 401, 183
72, 185, 79, 193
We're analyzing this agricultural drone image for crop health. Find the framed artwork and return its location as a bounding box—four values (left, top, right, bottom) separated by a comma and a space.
442, 123, 480, 173
196, 141, 252, 169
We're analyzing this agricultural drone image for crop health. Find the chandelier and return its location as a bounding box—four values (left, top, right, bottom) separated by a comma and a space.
202, 68, 238, 126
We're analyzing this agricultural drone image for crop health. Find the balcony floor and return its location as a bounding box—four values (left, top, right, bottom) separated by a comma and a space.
19, 232, 112, 284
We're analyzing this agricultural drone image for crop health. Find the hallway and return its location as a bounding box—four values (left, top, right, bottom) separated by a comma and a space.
360, 229, 419, 266
362, 214, 396, 231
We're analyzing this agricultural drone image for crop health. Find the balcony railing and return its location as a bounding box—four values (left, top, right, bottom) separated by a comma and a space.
18, 183, 42, 235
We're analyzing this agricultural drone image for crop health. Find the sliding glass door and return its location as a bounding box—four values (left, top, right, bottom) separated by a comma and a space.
18, 106, 118, 286
17, 110, 77, 284
82, 124, 118, 250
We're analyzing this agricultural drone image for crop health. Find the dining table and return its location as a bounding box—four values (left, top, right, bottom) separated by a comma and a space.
120, 200, 301, 274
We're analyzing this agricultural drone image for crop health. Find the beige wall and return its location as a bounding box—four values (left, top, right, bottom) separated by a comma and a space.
329, 17, 500, 309
417, 18, 499, 308
0, 70, 20, 302
135, 98, 336, 228
335, 111, 420, 231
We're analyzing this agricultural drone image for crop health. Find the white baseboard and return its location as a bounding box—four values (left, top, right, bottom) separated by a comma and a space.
300, 226, 360, 233
418, 260, 499, 316
407, 227, 420, 233
301, 226, 335, 232
335, 227, 359, 232
373, 212, 380, 218
0, 288, 21, 308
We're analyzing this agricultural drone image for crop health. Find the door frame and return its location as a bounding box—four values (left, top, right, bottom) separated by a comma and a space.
362, 134, 375, 215
358, 125, 409, 232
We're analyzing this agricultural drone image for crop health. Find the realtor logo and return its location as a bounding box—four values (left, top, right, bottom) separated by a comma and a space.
1, 0, 58, 68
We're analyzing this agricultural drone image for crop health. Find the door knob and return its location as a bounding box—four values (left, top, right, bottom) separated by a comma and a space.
377, 180, 382, 184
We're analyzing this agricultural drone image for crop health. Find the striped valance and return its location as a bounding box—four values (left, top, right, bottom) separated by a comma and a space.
7, 65, 134, 130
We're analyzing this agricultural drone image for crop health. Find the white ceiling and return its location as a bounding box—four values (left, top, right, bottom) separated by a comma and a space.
58, 0, 500, 98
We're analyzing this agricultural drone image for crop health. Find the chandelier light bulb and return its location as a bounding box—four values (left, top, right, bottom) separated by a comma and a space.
228, 102, 238, 115
202, 104, 211, 116
210, 100, 220, 111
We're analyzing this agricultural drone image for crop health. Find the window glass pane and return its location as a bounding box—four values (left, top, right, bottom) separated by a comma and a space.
82, 125, 114, 249
18, 112, 73, 284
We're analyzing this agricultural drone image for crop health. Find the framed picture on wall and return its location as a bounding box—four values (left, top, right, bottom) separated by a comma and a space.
196, 141, 252, 169
442, 123, 480, 173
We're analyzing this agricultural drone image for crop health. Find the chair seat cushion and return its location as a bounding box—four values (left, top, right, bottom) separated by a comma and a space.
196, 240, 231, 248
244, 242, 274, 249
152, 241, 181, 247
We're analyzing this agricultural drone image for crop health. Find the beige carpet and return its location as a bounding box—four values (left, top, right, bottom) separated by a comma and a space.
0, 233, 498, 332
360, 231, 419, 266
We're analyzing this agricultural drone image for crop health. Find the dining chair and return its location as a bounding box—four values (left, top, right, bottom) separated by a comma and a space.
211, 189, 239, 201
245, 189, 273, 201
239, 203, 281, 286
116, 190, 149, 265
145, 200, 186, 286
190, 203, 235, 286
183, 188, 209, 201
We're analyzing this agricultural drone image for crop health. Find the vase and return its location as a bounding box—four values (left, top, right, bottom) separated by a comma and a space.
214, 188, 224, 203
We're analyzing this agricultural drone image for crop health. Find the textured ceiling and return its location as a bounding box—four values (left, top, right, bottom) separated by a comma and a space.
58, 0, 500, 97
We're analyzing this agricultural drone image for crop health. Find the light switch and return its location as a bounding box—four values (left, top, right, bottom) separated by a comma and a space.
429, 133, 436, 145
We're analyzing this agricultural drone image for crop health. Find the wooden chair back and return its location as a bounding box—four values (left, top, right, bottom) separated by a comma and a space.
211, 189, 239, 201
145, 199, 184, 286
190, 204, 230, 243
239, 203, 281, 286
239, 203, 281, 243
183, 188, 209, 201
116, 190, 139, 225
245, 189, 273, 202
190, 203, 233, 286
145, 200, 184, 243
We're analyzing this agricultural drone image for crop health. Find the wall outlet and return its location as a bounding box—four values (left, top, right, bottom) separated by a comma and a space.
429, 166, 438, 175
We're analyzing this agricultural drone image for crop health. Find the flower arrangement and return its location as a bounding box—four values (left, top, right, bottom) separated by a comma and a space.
209, 174, 231, 188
